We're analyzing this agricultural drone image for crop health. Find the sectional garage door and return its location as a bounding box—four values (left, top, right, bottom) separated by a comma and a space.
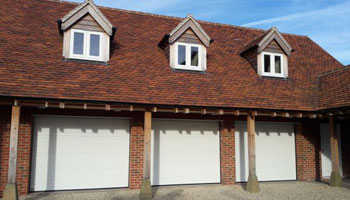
30, 116, 130, 191
151, 120, 220, 185
235, 122, 296, 182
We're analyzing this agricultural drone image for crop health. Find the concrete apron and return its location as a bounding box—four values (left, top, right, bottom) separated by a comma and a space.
2, 184, 18, 200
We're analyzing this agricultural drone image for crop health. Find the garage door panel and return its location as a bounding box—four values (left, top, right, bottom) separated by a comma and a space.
151, 120, 220, 186
31, 116, 130, 191
235, 122, 296, 182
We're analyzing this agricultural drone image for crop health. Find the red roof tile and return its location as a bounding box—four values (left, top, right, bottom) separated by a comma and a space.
0, 0, 345, 111
319, 67, 350, 110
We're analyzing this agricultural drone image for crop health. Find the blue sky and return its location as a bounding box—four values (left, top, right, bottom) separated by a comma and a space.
70, 0, 350, 65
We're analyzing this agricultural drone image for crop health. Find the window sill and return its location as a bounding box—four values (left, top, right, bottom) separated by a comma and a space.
259, 75, 288, 80
64, 58, 108, 66
171, 68, 207, 74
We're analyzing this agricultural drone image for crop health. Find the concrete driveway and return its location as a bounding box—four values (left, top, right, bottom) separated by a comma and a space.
21, 180, 350, 200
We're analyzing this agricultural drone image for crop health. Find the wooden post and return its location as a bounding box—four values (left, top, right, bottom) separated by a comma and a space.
3, 105, 21, 200
143, 111, 152, 179
246, 112, 260, 193
329, 116, 343, 187
139, 111, 153, 199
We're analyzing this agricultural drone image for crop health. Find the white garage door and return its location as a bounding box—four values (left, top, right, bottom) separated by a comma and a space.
151, 120, 220, 185
30, 116, 130, 191
235, 122, 296, 182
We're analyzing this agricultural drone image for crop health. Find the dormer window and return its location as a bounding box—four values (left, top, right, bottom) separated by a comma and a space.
262, 52, 284, 77
59, 0, 115, 63
70, 29, 102, 61
241, 27, 292, 79
175, 42, 201, 71
161, 14, 211, 72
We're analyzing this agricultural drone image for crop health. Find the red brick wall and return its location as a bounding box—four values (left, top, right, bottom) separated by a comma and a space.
129, 116, 144, 189
340, 120, 350, 178
295, 121, 321, 181
220, 120, 236, 184
0, 106, 11, 197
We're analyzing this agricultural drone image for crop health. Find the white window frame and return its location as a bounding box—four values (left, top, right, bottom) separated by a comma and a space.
70, 29, 103, 61
174, 42, 202, 71
261, 52, 284, 78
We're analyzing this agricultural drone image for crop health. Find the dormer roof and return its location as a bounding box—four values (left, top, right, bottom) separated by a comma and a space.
169, 14, 211, 47
241, 27, 293, 56
60, 0, 114, 36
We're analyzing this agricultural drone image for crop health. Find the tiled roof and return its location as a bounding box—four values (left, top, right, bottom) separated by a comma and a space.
319, 67, 350, 110
0, 0, 345, 111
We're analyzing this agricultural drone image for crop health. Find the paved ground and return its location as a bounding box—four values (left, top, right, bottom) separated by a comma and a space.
20, 180, 350, 200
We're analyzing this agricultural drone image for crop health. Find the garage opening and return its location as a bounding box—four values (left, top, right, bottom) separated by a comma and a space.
30, 116, 130, 191
151, 119, 221, 185
235, 121, 296, 182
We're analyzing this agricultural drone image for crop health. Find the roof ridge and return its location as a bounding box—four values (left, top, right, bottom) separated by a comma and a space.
49, 0, 308, 38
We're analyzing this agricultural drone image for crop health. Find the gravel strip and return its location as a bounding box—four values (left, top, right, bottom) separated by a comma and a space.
19, 181, 350, 200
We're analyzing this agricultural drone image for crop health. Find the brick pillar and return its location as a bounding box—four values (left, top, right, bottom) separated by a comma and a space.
295, 121, 321, 181
129, 116, 144, 189
220, 119, 235, 185
16, 108, 32, 196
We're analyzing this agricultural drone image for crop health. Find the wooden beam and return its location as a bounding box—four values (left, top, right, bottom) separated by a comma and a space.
152, 107, 157, 113
14, 100, 19, 106
59, 102, 65, 109
252, 111, 258, 116
329, 116, 340, 173
105, 104, 111, 111
233, 110, 240, 116
8, 106, 21, 184
309, 114, 317, 119
143, 111, 152, 179
282, 112, 290, 118
217, 109, 224, 115
247, 112, 257, 176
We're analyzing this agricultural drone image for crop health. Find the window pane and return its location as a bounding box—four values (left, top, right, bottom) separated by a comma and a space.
264, 54, 271, 72
90, 34, 100, 57
191, 46, 199, 66
275, 55, 281, 73
73, 32, 84, 55
178, 45, 186, 65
